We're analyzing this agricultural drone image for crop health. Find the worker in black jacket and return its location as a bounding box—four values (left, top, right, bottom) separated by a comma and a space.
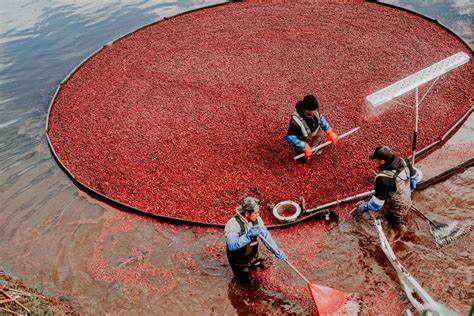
285, 95, 339, 161
358, 145, 422, 230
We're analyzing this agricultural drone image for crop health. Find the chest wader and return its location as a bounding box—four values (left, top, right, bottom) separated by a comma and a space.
377, 162, 412, 229
291, 111, 322, 154
226, 216, 260, 284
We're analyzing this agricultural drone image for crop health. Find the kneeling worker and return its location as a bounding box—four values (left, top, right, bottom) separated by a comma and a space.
224, 196, 287, 284
358, 145, 422, 233
286, 94, 339, 161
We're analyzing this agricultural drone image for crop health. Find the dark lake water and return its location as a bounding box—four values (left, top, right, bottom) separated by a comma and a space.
0, 1, 472, 314
381, 0, 472, 48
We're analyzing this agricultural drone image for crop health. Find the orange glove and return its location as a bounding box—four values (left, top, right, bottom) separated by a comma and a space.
303, 144, 313, 160
326, 129, 339, 145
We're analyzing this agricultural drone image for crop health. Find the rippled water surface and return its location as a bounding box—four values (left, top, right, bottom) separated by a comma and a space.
0, 1, 472, 314
381, 0, 472, 48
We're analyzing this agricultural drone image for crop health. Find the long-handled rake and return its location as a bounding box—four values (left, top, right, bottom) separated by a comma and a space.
293, 126, 360, 161
371, 216, 459, 315
236, 211, 357, 315
412, 206, 470, 248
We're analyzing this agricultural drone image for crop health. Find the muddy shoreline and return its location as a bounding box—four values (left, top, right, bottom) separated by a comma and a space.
0, 271, 77, 315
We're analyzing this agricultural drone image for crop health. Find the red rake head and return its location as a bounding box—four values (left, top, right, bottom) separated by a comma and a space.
308, 283, 351, 316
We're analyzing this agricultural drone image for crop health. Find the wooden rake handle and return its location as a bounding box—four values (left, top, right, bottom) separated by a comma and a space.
411, 205, 434, 225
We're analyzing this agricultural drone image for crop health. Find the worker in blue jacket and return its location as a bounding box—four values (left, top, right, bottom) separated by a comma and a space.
286, 95, 339, 161
358, 145, 422, 231
224, 196, 287, 284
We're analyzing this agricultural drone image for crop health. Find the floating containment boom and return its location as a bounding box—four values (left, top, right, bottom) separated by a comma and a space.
366, 52, 470, 107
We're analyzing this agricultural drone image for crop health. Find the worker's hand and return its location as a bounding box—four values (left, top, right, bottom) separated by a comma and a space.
410, 178, 417, 192
246, 225, 262, 239
358, 201, 369, 213
410, 167, 423, 192
326, 129, 339, 144
303, 144, 313, 160
275, 250, 288, 261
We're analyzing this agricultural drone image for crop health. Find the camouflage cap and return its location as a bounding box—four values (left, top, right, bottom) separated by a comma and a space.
236, 196, 260, 213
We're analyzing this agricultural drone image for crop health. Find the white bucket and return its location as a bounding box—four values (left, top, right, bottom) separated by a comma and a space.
272, 200, 301, 223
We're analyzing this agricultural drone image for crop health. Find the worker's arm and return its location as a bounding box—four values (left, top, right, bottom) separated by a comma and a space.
285, 134, 307, 150
224, 219, 261, 251
359, 177, 389, 212
405, 158, 423, 192
255, 218, 288, 260
410, 169, 423, 192
285, 119, 307, 150
320, 114, 339, 144
319, 114, 331, 132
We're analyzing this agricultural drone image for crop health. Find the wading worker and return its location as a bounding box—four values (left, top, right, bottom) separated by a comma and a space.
358, 145, 422, 233
286, 94, 339, 161
224, 196, 287, 284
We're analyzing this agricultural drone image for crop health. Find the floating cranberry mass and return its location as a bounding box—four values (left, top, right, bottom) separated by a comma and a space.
47, 1, 473, 225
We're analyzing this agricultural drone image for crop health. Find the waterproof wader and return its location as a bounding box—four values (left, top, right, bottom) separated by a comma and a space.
377, 161, 412, 228
226, 216, 262, 284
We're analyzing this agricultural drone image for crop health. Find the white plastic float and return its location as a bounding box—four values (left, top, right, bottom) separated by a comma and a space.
272, 200, 301, 223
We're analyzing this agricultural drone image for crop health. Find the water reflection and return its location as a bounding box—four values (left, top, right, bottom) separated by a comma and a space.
0, 0, 225, 111
227, 278, 303, 314
380, 0, 473, 48
0, 0, 210, 37
0, 1, 227, 212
